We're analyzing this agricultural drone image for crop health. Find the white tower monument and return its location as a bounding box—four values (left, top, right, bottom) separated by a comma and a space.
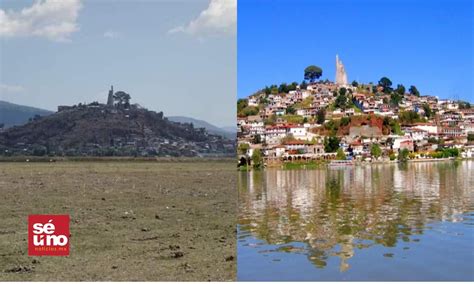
335, 55, 348, 86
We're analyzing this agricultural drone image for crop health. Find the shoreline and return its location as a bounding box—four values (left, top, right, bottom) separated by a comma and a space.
242, 157, 471, 170
0, 156, 234, 163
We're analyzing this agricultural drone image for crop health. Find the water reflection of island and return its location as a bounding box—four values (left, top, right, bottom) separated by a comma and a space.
238, 161, 473, 272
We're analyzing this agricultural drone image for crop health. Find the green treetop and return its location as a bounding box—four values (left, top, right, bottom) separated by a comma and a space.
304, 65, 323, 82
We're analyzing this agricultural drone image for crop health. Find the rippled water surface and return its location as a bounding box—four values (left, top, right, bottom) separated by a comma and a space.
238, 161, 474, 281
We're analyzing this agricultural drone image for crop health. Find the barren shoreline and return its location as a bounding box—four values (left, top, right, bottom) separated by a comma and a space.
0, 161, 236, 281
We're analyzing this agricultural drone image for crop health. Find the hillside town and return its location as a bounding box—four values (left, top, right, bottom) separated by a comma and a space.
0, 86, 235, 157
237, 55, 474, 167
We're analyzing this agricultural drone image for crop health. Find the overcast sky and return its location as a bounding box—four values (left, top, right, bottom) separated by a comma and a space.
0, 0, 236, 127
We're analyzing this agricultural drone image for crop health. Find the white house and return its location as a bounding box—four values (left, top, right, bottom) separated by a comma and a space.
249, 121, 265, 136
407, 127, 429, 141
413, 123, 438, 135
288, 125, 307, 139
264, 126, 287, 145
393, 136, 414, 150
462, 145, 474, 158
248, 97, 259, 107
274, 107, 286, 116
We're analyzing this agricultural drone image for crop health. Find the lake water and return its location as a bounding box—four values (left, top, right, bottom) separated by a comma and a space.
238, 161, 474, 281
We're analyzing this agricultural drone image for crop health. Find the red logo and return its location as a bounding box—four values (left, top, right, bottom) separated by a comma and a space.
28, 215, 70, 256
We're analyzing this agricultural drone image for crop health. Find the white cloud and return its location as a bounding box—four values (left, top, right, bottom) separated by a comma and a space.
103, 30, 120, 39
168, 0, 236, 36
0, 83, 25, 94
0, 0, 82, 42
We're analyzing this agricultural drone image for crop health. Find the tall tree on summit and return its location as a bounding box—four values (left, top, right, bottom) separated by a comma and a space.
304, 65, 323, 82
114, 91, 131, 109
409, 85, 420, 97
378, 77, 393, 93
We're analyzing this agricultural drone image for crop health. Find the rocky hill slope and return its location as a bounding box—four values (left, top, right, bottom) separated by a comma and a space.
0, 104, 235, 157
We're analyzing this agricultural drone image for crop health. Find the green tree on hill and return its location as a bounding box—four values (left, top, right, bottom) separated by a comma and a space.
390, 120, 403, 135
372, 85, 379, 94
114, 91, 131, 108
304, 65, 323, 82
300, 80, 308, 90
263, 84, 278, 95
336, 148, 346, 160
389, 153, 396, 161
340, 116, 351, 126
398, 148, 409, 162
339, 87, 347, 96
371, 144, 382, 159
395, 84, 405, 95
252, 149, 263, 169
237, 99, 248, 113
399, 111, 421, 125
390, 92, 403, 107
335, 93, 348, 110
259, 96, 269, 105
316, 109, 326, 124
237, 101, 259, 116
253, 134, 262, 144
238, 143, 249, 155
409, 85, 420, 96
378, 77, 393, 93
286, 105, 296, 115
441, 148, 459, 158
278, 83, 288, 93
263, 86, 271, 95
289, 82, 299, 92
458, 101, 471, 109
422, 103, 433, 118
324, 136, 340, 153
324, 119, 339, 135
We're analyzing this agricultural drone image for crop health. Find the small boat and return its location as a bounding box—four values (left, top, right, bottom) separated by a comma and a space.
329, 160, 355, 167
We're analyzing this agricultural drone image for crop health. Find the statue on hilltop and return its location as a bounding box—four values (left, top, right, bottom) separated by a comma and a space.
335, 55, 348, 86
106, 85, 131, 109
107, 85, 114, 106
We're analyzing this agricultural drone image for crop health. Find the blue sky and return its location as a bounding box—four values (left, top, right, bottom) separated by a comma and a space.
0, 0, 236, 127
238, 0, 473, 102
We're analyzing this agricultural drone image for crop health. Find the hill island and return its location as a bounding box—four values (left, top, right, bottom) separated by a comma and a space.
237, 55, 474, 168
0, 86, 235, 157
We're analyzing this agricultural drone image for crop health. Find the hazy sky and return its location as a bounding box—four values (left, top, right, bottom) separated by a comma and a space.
0, 0, 236, 127
238, 0, 473, 102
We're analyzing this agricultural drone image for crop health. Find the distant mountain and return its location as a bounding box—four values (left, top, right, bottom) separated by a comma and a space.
0, 100, 53, 128
168, 116, 235, 140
